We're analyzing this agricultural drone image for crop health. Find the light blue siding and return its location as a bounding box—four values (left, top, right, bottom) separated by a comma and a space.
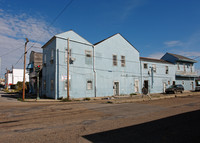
140, 60, 175, 93
95, 34, 140, 96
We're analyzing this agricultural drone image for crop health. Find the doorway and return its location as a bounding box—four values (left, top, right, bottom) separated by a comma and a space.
144, 80, 149, 90
113, 82, 119, 96
135, 79, 139, 93
163, 82, 166, 93
191, 82, 194, 90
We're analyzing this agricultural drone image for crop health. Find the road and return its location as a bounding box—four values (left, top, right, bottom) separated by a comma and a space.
0, 91, 200, 143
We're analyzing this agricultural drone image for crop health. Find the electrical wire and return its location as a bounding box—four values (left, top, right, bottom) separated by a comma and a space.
26, 0, 75, 52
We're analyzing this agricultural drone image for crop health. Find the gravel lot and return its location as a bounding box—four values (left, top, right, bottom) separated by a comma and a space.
0, 91, 200, 143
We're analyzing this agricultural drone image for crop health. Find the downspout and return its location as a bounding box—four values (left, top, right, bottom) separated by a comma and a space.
140, 59, 143, 94
93, 45, 97, 97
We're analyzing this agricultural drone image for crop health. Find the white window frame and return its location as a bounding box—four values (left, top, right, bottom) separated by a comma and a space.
121, 55, 125, 67
152, 64, 156, 72
113, 55, 117, 66
144, 63, 148, 69
87, 80, 92, 90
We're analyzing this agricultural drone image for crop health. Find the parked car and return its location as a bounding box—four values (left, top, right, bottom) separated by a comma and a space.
195, 86, 200, 91
165, 84, 184, 94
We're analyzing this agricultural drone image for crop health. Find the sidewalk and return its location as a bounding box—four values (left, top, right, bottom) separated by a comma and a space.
23, 91, 200, 104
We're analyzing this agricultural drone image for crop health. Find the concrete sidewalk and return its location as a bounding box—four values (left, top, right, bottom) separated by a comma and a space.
23, 91, 200, 103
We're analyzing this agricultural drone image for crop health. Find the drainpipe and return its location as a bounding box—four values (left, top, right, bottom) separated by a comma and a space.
140, 59, 143, 94
93, 45, 96, 97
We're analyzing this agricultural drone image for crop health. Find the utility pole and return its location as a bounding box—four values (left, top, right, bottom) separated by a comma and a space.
67, 38, 70, 100
22, 38, 29, 101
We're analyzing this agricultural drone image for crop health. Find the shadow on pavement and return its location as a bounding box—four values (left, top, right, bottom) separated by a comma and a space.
1, 92, 37, 99
83, 110, 200, 143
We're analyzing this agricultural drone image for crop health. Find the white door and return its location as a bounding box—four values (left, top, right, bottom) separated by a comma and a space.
163, 82, 166, 93
135, 79, 139, 92
113, 82, 119, 96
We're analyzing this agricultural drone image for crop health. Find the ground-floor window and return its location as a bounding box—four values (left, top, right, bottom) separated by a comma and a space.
43, 80, 46, 90
87, 80, 92, 90
51, 80, 54, 91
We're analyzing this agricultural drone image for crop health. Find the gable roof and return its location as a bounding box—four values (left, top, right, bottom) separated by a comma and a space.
140, 57, 173, 64
42, 30, 93, 49
167, 53, 197, 63
94, 33, 139, 52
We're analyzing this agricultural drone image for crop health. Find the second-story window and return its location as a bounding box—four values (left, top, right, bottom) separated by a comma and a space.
152, 64, 156, 72
121, 56, 125, 67
113, 55, 117, 66
190, 64, 193, 72
144, 63, 148, 69
51, 49, 54, 60
183, 63, 186, 72
85, 50, 92, 65
165, 66, 169, 74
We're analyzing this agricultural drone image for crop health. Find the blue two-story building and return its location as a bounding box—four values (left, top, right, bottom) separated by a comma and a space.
41, 30, 199, 99
161, 53, 198, 90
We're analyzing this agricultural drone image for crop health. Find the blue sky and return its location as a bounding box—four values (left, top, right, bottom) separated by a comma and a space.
0, 0, 200, 77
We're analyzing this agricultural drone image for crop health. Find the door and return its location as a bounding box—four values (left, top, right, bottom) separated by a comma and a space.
113, 82, 119, 96
135, 79, 139, 92
144, 80, 149, 90
163, 82, 166, 93
191, 82, 194, 90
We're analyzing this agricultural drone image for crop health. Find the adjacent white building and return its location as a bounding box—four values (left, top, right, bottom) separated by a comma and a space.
5, 69, 29, 89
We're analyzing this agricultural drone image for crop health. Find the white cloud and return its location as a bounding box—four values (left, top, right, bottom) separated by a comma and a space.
0, 10, 60, 77
120, 0, 146, 20
164, 40, 183, 47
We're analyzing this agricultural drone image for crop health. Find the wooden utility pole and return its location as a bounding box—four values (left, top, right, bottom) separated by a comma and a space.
67, 38, 70, 100
22, 38, 29, 101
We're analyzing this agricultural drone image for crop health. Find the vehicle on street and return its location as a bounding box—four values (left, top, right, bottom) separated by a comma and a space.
165, 84, 184, 94
195, 86, 200, 91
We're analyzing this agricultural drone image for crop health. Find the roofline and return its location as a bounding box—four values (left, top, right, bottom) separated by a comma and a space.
140, 57, 173, 64
167, 52, 197, 63
94, 33, 139, 52
41, 36, 56, 49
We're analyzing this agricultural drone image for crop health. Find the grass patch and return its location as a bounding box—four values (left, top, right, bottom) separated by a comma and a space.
83, 97, 91, 101
61, 98, 72, 102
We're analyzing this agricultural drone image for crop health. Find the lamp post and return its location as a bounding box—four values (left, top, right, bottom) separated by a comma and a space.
22, 38, 29, 101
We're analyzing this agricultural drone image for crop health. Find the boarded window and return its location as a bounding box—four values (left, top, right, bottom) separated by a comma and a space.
113, 55, 117, 66
51, 80, 54, 91
85, 50, 92, 65
87, 80, 92, 90
43, 80, 46, 90
166, 66, 169, 74
144, 63, 148, 69
152, 64, 156, 72
121, 56, 125, 67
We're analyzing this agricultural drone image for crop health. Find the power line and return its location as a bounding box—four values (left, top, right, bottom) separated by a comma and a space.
27, 0, 75, 52
0, 45, 24, 57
